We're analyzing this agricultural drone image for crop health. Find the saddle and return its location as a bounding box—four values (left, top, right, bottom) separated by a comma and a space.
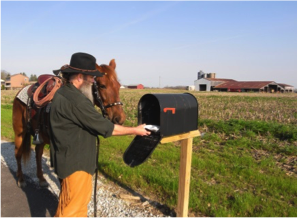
27, 74, 52, 97
27, 74, 62, 108
26, 74, 62, 144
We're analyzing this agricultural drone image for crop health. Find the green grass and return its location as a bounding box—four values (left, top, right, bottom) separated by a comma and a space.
1, 104, 14, 140
1, 90, 297, 217
96, 129, 296, 216
95, 117, 297, 216
200, 119, 297, 142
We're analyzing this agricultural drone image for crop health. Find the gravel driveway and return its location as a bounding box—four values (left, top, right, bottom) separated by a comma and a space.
1, 140, 173, 217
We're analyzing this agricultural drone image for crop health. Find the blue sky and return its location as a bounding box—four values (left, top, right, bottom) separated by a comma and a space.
1, 1, 297, 88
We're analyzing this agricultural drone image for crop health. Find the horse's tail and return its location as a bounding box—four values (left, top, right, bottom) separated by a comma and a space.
22, 96, 32, 164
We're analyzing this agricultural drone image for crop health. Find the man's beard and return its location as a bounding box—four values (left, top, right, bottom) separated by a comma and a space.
80, 81, 94, 104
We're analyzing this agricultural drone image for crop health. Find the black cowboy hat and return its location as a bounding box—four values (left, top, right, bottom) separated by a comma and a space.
53, 52, 105, 77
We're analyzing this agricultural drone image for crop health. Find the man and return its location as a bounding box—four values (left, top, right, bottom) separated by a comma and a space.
50, 52, 150, 217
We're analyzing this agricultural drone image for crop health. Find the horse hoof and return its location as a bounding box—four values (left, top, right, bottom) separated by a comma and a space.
39, 180, 49, 188
17, 180, 27, 188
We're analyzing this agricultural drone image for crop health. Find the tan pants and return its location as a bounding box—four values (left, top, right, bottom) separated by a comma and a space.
55, 171, 92, 217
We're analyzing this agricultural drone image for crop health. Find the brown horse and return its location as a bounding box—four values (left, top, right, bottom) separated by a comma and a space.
12, 59, 126, 188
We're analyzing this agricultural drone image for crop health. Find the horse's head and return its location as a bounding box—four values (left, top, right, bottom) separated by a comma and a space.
95, 59, 126, 125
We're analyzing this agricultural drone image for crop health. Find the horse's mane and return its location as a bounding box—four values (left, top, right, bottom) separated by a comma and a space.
99, 64, 119, 82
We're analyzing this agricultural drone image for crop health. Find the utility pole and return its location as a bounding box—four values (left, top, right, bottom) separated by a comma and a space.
159, 76, 161, 89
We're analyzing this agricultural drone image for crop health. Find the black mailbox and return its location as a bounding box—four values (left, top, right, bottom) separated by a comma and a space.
123, 93, 198, 167
138, 93, 198, 137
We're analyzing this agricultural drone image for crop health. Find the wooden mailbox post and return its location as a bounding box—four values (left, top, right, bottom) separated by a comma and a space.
160, 130, 201, 217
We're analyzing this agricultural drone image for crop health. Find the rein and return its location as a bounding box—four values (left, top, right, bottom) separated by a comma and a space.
92, 78, 123, 217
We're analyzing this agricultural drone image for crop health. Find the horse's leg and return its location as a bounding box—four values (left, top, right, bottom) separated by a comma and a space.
13, 97, 28, 188
35, 143, 49, 187
14, 134, 26, 188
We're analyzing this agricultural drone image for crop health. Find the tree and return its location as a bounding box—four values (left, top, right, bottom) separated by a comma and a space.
20, 72, 27, 77
29, 74, 38, 81
1, 70, 10, 80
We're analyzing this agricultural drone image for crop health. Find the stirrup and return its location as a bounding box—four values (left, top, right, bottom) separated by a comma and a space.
33, 129, 43, 145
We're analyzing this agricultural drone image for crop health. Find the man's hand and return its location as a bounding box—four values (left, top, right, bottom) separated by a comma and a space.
134, 124, 151, 136
112, 124, 151, 136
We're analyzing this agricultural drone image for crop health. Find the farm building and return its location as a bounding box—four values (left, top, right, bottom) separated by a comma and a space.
213, 81, 289, 93
194, 72, 294, 93
187, 85, 195, 91
277, 83, 296, 92
194, 78, 236, 91
127, 84, 144, 89
5, 74, 30, 90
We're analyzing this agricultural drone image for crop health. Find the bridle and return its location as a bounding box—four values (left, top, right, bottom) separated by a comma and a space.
92, 80, 123, 118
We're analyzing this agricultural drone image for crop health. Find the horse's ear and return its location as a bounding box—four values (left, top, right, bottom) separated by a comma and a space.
109, 59, 116, 70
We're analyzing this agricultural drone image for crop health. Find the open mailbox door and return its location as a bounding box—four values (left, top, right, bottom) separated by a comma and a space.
123, 93, 198, 167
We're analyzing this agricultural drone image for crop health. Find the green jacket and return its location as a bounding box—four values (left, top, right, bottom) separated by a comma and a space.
50, 83, 114, 179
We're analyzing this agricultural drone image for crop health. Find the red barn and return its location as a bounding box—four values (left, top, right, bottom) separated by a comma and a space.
127, 84, 144, 89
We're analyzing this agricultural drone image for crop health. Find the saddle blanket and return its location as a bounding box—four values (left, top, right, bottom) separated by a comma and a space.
16, 85, 30, 104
